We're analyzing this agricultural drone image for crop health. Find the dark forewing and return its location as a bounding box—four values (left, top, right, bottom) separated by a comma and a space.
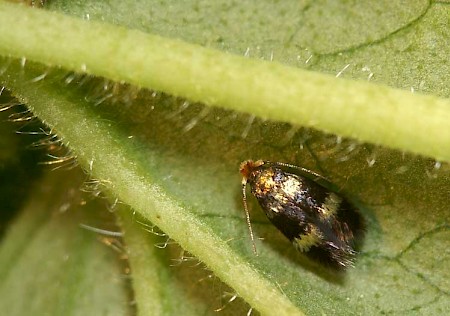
251, 167, 363, 268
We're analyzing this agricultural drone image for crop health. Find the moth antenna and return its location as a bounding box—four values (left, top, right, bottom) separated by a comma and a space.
242, 179, 258, 256
263, 160, 329, 182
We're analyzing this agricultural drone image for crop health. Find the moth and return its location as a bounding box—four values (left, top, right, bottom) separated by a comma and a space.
240, 160, 364, 269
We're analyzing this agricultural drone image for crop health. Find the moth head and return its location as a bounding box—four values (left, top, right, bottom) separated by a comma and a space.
239, 159, 264, 184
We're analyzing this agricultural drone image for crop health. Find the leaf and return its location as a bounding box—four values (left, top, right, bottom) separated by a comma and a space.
0, 1, 449, 315
1, 1, 450, 160
1, 59, 301, 315
0, 169, 133, 315
117, 209, 256, 316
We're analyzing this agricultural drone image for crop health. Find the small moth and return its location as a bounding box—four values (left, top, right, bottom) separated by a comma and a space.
240, 160, 364, 269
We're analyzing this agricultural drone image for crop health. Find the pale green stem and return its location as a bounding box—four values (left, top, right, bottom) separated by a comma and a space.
0, 2, 449, 162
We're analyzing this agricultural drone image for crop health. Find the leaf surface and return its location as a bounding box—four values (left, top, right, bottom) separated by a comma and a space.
0, 1, 449, 315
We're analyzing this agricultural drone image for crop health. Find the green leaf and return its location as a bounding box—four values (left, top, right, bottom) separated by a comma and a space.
117, 209, 255, 315
1, 59, 301, 315
0, 169, 133, 315
0, 1, 449, 315
1, 1, 450, 160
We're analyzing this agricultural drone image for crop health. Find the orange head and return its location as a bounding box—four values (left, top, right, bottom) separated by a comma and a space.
239, 159, 264, 180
